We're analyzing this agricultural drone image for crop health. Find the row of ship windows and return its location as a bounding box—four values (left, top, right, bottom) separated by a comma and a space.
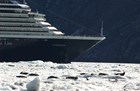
0, 32, 54, 38
0, 26, 42, 28
0, 20, 35, 23
0, 19, 35, 22
0, 22, 51, 27
0, 6, 21, 8
0, 19, 45, 22
0, 16, 45, 19
0, 14, 29, 18
0, 17, 43, 19
0, 12, 45, 20
0, 25, 42, 27
0, 10, 29, 13
0, 31, 49, 33
0, 18, 46, 23
0, 28, 57, 31
0, 16, 28, 18
0, 1, 12, 3
0, 13, 44, 17
0, 28, 44, 32
0, 29, 57, 32
29, 14, 44, 18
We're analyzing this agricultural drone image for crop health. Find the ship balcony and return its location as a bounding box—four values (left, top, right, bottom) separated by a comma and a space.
0, 31, 106, 41
0, 13, 28, 18
52, 31, 64, 35
0, 27, 44, 31
0, 8, 31, 12
40, 22, 51, 26
0, 4, 29, 7
0, 22, 40, 27
34, 18, 46, 22
0, 31, 51, 37
29, 12, 45, 17
0, 17, 35, 22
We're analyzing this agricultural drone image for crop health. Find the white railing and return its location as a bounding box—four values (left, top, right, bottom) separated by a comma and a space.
0, 13, 28, 17
0, 27, 43, 31
0, 8, 31, 11
0, 17, 34, 22
0, 22, 39, 27
0, 17, 45, 22
0, 31, 106, 40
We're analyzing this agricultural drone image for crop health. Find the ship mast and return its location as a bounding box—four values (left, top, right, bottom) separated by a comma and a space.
100, 20, 104, 37
23, 0, 26, 4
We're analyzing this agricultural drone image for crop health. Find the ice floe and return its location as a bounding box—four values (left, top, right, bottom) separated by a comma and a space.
0, 61, 140, 91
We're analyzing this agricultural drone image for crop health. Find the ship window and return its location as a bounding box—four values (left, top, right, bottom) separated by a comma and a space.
22, 10, 28, 13
53, 30, 58, 31
42, 25, 50, 27
29, 14, 35, 17
36, 15, 44, 18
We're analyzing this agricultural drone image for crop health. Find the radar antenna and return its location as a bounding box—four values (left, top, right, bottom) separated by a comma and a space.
100, 20, 104, 36
23, 0, 26, 4
36, 9, 39, 13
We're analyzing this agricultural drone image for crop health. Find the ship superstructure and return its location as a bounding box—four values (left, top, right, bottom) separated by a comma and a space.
0, 0, 105, 62
0, 0, 64, 36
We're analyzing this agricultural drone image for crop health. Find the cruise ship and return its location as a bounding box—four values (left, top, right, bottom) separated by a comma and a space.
0, 0, 105, 63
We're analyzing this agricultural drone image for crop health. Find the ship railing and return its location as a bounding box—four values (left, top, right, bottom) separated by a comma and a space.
0, 31, 50, 37
34, 18, 46, 21
0, 31, 105, 40
0, 7, 31, 11
0, 32, 49, 35
0, 13, 28, 17
0, 17, 35, 22
0, 27, 43, 31
0, 22, 40, 27
0, 17, 45, 22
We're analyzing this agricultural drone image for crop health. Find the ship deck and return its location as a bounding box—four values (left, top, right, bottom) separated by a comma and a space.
0, 31, 105, 40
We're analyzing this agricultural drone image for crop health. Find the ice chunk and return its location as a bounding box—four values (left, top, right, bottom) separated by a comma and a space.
0, 85, 13, 91
26, 77, 40, 91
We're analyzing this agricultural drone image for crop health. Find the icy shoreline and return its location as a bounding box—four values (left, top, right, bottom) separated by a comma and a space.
0, 61, 140, 91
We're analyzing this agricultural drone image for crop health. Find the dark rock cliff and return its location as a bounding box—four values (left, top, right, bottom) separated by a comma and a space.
21, 0, 140, 62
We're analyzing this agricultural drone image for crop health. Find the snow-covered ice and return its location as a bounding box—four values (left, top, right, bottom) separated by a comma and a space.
0, 60, 140, 91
